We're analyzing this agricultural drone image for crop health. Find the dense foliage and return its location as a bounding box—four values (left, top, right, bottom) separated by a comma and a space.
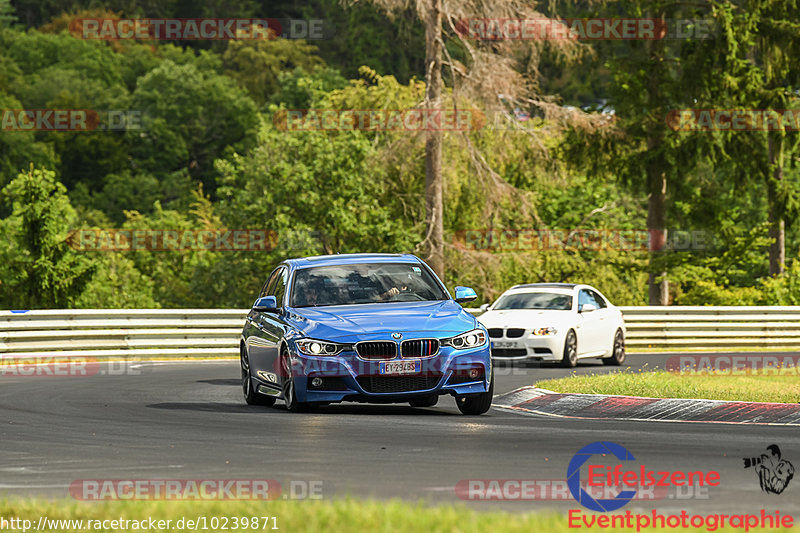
0, 0, 798, 308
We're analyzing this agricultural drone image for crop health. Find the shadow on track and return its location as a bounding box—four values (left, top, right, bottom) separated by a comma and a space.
147, 402, 254, 413
195, 378, 239, 386
147, 401, 458, 416
495, 360, 608, 369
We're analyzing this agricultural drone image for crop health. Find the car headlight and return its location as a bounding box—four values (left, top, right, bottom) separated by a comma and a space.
295, 339, 345, 356
443, 329, 487, 349
531, 327, 557, 336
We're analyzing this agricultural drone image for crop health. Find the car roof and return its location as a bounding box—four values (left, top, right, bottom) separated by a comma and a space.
285, 253, 422, 269
510, 283, 579, 290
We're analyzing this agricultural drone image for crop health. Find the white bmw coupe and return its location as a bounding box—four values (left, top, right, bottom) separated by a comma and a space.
477, 283, 626, 367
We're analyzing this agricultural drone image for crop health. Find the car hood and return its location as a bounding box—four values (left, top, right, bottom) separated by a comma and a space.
478, 309, 574, 329
288, 300, 477, 340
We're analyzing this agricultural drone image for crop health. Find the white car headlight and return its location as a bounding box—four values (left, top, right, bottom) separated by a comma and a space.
531, 327, 557, 336
295, 339, 344, 356
444, 329, 487, 349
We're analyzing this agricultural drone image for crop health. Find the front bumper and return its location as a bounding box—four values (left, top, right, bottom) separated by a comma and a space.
260, 342, 492, 403
489, 332, 566, 362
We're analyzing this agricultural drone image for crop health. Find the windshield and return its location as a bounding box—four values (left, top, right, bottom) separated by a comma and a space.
291, 262, 449, 307
493, 292, 572, 310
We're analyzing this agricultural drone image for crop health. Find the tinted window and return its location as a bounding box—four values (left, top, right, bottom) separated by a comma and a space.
291, 262, 448, 307
270, 268, 288, 306
259, 269, 281, 298
590, 290, 608, 308
493, 292, 572, 310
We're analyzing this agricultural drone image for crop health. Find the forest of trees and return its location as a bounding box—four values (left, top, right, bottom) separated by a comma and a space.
0, 0, 798, 309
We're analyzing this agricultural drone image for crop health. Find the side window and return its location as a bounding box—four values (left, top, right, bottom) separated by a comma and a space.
590, 290, 608, 309
259, 269, 280, 298
270, 268, 289, 307
578, 289, 598, 309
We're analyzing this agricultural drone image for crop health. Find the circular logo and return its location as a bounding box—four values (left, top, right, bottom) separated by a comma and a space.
391, 332, 402, 340
567, 441, 637, 512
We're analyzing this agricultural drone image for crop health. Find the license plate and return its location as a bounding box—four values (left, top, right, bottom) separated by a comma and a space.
379, 360, 421, 375
492, 341, 520, 349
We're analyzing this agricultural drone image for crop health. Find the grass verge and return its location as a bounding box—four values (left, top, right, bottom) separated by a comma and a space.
1, 499, 798, 533
535, 370, 800, 403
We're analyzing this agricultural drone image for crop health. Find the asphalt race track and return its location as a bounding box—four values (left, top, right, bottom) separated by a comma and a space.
2, 353, 800, 514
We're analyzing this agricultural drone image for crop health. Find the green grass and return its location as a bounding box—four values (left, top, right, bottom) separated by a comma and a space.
1, 499, 798, 533
535, 369, 800, 403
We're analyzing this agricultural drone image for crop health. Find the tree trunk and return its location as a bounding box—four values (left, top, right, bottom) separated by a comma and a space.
423, 0, 444, 279
767, 135, 785, 275
646, 135, 669, 305
645, 32, 668, 305
647, 168, 669, 304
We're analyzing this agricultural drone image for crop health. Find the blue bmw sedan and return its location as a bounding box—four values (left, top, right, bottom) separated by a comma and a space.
239, 253, 493, 414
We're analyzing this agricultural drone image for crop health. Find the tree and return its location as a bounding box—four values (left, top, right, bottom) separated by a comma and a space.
0, 90, 57, 193
733, 0, 800, 275
0, 166, 94, 308
222, 39, 325, 105
216, 113, 417, 305
0, 0, 16, 27
566, 0, 734, 304
130, 60, 259, 197
366, 0, 584, 279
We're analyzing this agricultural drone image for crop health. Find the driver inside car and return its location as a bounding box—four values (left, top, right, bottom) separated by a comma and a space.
295, 278, 328, 307
379, 285, 409, 300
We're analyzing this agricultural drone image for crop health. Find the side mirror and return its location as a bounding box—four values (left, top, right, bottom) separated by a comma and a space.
579, 303, 597, 313
454, 286, 478, 303
479, 303, 490, 312
253, 296, 279, 312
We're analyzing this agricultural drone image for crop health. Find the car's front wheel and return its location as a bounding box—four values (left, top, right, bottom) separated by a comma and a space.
281, 350, 308, 413
603, 329, 626, 366
241, 345, 275, 406
560, 330, 578, 368
456, 369, 493, 415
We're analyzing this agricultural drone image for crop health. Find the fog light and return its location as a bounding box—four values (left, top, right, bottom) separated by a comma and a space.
311, 377, 323, 388
469, 368, 480, 379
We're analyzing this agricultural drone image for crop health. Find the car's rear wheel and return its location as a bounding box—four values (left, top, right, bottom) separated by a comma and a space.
603, 329, 626, 366
409, 394, 439, 408
281, 350, 308, 413
456, 369, 493, 415
560, 330, 578, 368
241, 345, 275, 406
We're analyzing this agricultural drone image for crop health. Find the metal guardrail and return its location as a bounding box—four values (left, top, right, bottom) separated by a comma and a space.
0, 309, 248, 359
2, 306, 800, 359
470, 306, 800, 351
619, 306, 800, 350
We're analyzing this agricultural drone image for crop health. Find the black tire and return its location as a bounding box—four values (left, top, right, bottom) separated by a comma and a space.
560, 330, 578, 368
281, 350, 307, 413
603, 329, 626, 366
409, 394, 439, 408
241, 345, 275, 406
456, 369, 493, 415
